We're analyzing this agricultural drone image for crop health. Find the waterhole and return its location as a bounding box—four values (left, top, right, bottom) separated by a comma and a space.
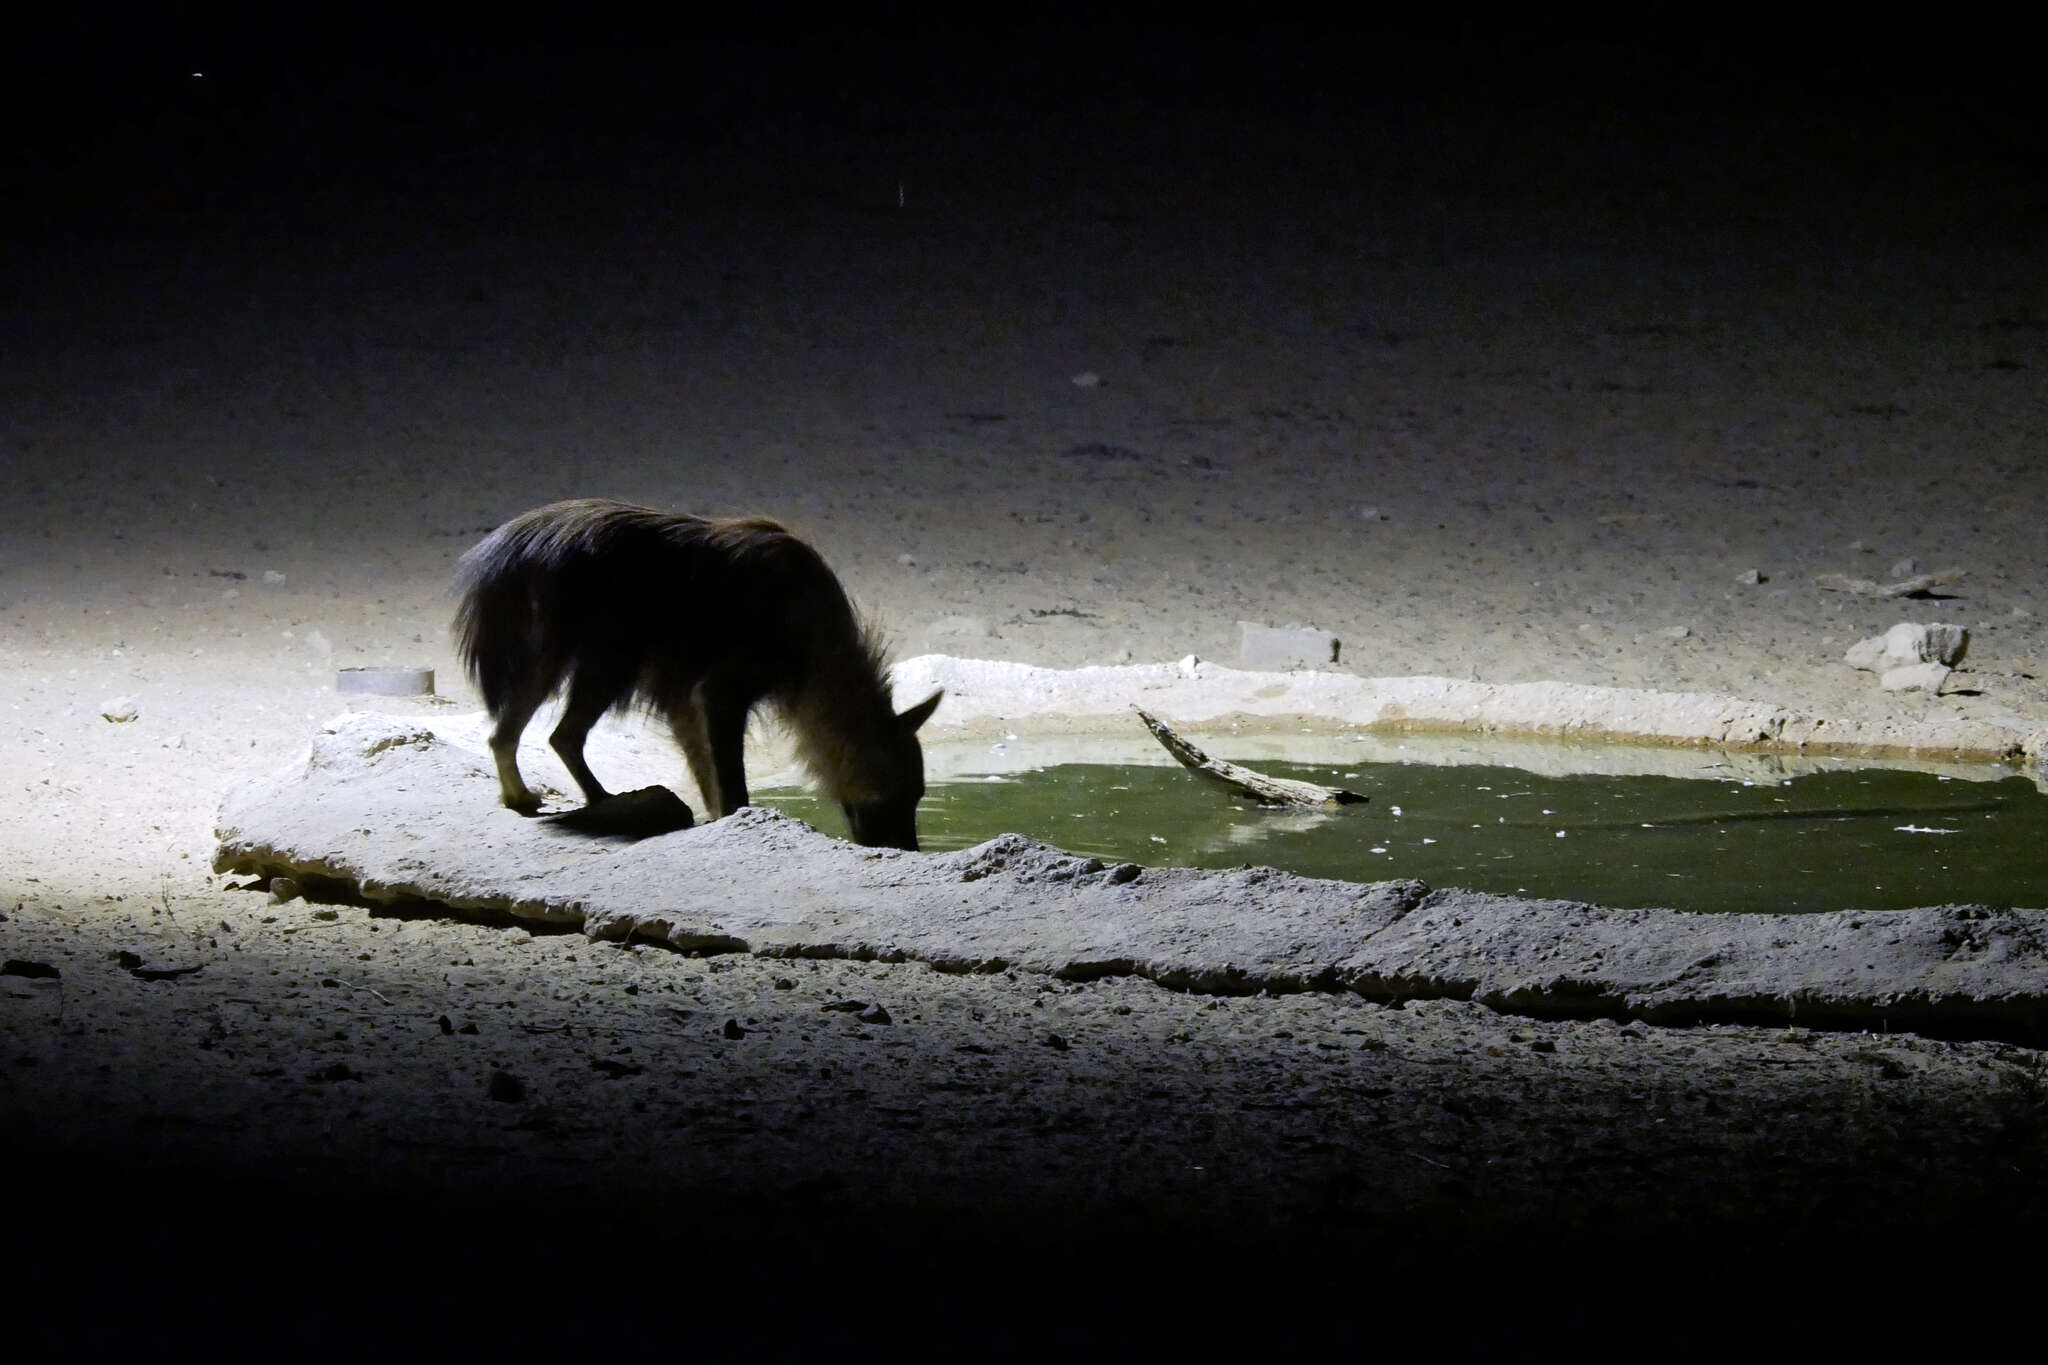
759, 736, 2048, 914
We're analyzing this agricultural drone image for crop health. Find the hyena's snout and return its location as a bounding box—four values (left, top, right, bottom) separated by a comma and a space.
844, 800, 920, 852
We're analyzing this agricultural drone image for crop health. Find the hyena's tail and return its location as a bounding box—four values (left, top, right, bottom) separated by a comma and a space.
453, 527, 545, 717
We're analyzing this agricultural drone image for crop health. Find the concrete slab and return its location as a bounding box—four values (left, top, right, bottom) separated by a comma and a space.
891, 655, 2046, 763
214, 712, 2048, 1044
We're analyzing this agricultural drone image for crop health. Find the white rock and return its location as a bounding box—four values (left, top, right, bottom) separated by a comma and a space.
1736, 569, 1764, 585
100, 696, 139, 723
1844, 636, 1888, 671
1176, 654, 1202, 678
1888, 621, 1968, 666
1881, 662, 1950, 694
263, 570, 287, 584
1070, 371, 1102, 388
1889, 557, 1919, 578
1845, 622, 1968, 671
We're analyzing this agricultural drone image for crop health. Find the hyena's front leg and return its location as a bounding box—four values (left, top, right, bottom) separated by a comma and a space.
670, 700, 722, 817
672, 675, 755, 819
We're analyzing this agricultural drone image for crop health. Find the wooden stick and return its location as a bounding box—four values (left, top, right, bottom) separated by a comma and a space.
1132, 707, 1367, 807
1814, 568, 1965, 598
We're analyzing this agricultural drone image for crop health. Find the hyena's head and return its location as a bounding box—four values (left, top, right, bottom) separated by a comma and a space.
843, 689, 943, 851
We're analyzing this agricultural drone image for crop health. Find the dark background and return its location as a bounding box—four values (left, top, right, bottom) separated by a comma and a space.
11, 9, 2044, 246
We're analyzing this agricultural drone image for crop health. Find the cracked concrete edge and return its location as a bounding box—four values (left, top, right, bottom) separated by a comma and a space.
212, 713, 2048, 1046
893, 655, 2048, 764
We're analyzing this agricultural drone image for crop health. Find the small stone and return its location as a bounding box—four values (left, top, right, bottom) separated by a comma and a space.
437, 1015, 454, 1034
722, 1018, 746, 1038
311, 907, 339, 921
486, 1069, 524, 1102
897, 553, 918, 567
1663, 625, 1691, 639
1043, 1032, 1069, 1051
267, 876, 301, 904
1736, 569, 1764, 585
1889, 556, 1919, 578
1883, 621, 1967, 666
263, 569, 287, 584
1844, 636, 1886, 671
1846, 622, 1969, 671
100, 697, 139, 723
858, 1002, 893, 1025
773, 977, 796, 990
1070, 371, 1101, 387
1176, 654, 1202, 678
1881, 662, 1950, 694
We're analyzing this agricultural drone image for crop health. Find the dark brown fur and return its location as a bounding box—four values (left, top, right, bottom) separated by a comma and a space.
454, 499, 941, 850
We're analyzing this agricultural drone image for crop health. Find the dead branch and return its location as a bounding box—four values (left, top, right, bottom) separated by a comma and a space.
1814, 568, 1965, 598
1132, 707, 1367, 808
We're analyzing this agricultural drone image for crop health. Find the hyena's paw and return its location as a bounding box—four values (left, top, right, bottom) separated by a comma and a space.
500, 785, 545, 816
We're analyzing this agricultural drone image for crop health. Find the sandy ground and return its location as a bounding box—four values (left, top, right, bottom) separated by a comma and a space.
5, 31, 2047, 1346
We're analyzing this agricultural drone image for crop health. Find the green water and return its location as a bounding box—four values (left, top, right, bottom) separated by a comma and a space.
759, 760, 2048, 914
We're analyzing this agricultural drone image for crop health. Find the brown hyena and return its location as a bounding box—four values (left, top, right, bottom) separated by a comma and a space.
454, 499, 942, 850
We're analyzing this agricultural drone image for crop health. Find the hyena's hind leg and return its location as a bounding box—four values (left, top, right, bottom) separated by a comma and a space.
487, 678, 551, 814
549, 653, 640, 806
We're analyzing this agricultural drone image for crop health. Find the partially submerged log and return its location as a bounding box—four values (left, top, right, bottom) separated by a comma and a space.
1133, 706, 1367, 807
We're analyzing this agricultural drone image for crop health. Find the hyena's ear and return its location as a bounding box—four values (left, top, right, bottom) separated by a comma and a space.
897, 688, 943, 732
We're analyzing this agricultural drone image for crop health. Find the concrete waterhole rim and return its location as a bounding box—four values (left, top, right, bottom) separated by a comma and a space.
208, 655, 2048, 1048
